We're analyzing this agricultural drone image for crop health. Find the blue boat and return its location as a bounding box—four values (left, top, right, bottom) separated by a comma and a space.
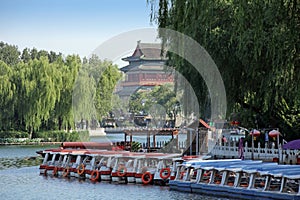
169, 159, 300, 199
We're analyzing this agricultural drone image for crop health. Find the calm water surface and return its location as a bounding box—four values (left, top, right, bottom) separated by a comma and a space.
0, 166, 224, 200
0, 140, 229, 200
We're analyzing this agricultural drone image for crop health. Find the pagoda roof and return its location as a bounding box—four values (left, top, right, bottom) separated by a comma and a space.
121, 62, 166, 73
122, 41, 166, 62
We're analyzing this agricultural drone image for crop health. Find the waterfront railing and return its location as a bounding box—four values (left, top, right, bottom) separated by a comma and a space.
211, 141, 299, 164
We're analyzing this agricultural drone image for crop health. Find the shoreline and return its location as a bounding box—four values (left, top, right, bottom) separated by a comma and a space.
0, 142, 62, 146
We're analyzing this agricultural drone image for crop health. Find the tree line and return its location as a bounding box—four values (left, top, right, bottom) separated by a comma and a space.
0, 42, 121, 137
149, 0, 299, 140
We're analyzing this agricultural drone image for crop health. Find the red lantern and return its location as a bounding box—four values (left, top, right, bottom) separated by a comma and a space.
269, 130, 280, 138
250, 129, 260, 136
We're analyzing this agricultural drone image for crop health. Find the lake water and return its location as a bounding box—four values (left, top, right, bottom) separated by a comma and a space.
0, 135, 228, 200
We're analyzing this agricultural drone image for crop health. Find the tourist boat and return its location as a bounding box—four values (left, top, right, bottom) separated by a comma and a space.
169, 159, 300, 199
111, 155, 128, 183
133, 153, 181, 185
68, 151, 89, 178
37, 142, 115, 175
125, 156, 145, 183
38, 142, 194, 186
111, 154, 142, 184
152, 155, 183, 185
98, 154, 117, 181
52, 152, 71, 177
84, 154, 104, 181
153, 155, 212, 186
40, 150, 63, 175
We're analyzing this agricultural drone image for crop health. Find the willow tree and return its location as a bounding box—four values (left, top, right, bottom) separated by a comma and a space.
14, 57, 62, 137
73, 57, 121, 129
150, 0, 300, 139
0, 61, 15, 130
72, 68, 97, 129
50, 55, 80, 131
95, 63, 122, 120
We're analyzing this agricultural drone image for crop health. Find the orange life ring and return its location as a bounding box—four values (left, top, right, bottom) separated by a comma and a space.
62, 167, 69, 177
159, 168, 171, 179
90, 170, 100, 181
77, 164, 85, 175
52, 167, 58, 176
141, 172, 153, 185
117, 166, 127, 177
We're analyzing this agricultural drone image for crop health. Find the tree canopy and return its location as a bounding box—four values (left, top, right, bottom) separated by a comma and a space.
0, 42, 121, 136
150, 0, 300, 140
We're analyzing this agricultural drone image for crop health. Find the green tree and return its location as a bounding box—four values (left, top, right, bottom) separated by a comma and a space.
30, 48, 38, 60
129, 91, 148, 115
95, 63, 122, 120
48, 55, 80, 131
0, 42, 20, 66
0, 61, 15, 130
73, 56, 121, 129
21, 48, 31, 63
72, 66, 97, 129
128, 84, 180, 127
14, 57, 62, 137
48, 51, 62, 63
150, 0, 300, 139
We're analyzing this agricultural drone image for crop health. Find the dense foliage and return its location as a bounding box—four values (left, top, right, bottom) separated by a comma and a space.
149, 0, 300, 140
0, 42, 121, 138
129, 84, 180, 127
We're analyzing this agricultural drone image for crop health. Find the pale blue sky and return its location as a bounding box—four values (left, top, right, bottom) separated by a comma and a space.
0, 0, 157, 58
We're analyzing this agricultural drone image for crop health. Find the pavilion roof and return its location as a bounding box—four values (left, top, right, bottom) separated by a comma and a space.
121, 41, 166, 63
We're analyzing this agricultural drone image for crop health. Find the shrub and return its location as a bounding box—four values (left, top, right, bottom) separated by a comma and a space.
35, 130, 89, 142
0, 131, 29, 138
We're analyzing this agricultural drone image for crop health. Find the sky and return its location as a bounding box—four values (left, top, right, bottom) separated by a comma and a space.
0, 0, 157, 62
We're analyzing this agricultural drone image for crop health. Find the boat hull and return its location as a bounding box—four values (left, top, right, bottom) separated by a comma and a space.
191, 183, 300, 200
169, 180, 192, 193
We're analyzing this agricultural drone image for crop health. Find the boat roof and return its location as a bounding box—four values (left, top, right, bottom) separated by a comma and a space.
157, 154, 182, 160
184, 159, 300, 180
182, 159, 242, 167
